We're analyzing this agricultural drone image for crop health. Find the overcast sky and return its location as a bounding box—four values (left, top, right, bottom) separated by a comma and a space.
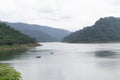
0, 0, 120, 31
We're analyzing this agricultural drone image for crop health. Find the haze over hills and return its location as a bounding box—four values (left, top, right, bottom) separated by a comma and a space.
63, 17, 120, 43
5, 22, 71, 42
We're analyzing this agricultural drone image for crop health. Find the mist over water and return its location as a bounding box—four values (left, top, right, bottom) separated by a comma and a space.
1, 42, 120, 80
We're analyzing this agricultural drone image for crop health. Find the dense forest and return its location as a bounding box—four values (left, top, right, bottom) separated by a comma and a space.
63, 17, 120, 43
0, 22, 36, 45
6, 22, 71, 42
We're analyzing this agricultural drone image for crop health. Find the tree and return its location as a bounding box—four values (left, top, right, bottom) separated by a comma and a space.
0, 64, 22, 80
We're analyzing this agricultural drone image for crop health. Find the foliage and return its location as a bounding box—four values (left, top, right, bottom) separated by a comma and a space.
63, 17, 120, 43
0, 64, 22, 80
0, 22, 36, 45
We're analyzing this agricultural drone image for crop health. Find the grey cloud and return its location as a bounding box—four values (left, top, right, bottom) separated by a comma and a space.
104, 0, 120, 6
42, 15, 72, 21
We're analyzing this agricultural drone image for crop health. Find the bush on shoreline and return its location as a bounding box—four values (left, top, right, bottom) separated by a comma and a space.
0, 64, 22, 80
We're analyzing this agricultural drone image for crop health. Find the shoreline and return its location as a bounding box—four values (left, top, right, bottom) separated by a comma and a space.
0, 43, 41, 51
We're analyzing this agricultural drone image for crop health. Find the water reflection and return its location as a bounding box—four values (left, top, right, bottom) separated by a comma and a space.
94, 49, 120, 70
94, 50, 120, 58
0, 49, 26, 61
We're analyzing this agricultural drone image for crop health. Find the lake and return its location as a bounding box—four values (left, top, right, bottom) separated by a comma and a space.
0, 42, 120, 80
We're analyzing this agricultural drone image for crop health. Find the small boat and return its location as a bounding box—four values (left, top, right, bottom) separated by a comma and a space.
50, 52, 54, 54
30, 50, 36, 52
36, 56, 41, 58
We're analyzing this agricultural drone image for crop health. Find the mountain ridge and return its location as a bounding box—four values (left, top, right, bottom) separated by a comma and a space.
5, 22, 71, 42
63, 16, 120, 43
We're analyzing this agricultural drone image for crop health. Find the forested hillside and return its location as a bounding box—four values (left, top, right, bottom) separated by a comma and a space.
63, 17, 120, 43
6, 22, 71, 42
0, 22, 35, 45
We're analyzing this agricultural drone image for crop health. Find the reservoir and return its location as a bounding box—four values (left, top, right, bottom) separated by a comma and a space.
0, 42, 120, 80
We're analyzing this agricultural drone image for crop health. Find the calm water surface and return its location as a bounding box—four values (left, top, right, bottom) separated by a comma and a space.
1, 42, 120, 80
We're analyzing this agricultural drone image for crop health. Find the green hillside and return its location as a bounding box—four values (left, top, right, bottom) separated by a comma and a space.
63, 17, 120, 43
0, 22, 36, 45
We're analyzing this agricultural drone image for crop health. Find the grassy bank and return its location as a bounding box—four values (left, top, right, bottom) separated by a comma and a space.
0, 43, 41, 51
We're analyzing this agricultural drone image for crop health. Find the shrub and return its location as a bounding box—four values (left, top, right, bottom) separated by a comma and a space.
0, 64, 22, 80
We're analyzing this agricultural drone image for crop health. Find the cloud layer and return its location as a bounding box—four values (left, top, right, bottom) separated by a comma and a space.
0, 0, 120, 31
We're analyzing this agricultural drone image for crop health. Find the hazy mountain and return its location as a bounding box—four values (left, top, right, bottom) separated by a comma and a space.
20, 30, 57, 42
63, 17, 120, 43
5, 22, 71, 42
0, 22, 35, 45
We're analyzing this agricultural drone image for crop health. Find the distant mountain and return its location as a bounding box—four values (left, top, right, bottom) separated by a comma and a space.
20, 30, 57, 42
5, 22, 71, 42
63, 17, 120, 43
0, 22, 35, 45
